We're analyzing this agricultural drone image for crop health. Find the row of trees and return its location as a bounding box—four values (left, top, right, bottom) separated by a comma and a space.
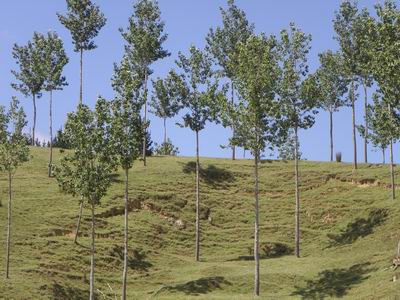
4, 0, 400, 298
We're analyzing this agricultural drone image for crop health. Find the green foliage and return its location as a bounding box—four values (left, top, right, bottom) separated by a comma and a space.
52, 128, 71, 149
357, 92, 399, 151
0, 97, 30, 173
57, 0, 106, 52
11, 32, 46, 97
206, 0, 254, 80
174, 47, 224, 132
54, 98, 115, 205
278, 23, 317, 131
120, 0, 169, 71
110, 96, 143, 170
315, 50, 349, 113
277, 129, 302, 161
150, 72, 182, 120
42, 31, 69, 92
229, 34, 281, 154
154, 139, 179, 156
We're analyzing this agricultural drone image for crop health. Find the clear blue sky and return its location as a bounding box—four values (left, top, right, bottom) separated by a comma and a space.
0, 0, 388, 162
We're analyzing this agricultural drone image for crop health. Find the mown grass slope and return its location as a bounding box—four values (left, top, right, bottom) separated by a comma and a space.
0, 147, 400, 299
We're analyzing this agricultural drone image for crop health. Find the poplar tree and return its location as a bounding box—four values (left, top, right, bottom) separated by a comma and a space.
206, 0, 254, 160
43, 32, 69, 177
120, 0, 170, 166
173, 46, 223, 262
0, 97, 29, 279
57, 0, 106, 104
278, 23, 317, 258
150, 72, 182, 149
228, 34, 281, 296
358, 93, 398, 198
111, 55, 143, 300
315, 50, 348, 161
333, 0, 361, 170
11, 32, 46, 145
54, 98, 115, 300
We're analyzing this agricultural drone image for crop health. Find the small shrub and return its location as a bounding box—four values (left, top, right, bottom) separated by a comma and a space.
336, 152, 342, 163
154, 139, 179, 156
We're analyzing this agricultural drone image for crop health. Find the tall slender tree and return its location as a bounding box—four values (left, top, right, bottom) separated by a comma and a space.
110, 55, 143, 300
11, 32, 46, 145
54, 98, 115, 300
315, 50, 348, 161
206, 0, 254, 160
150, 72, 182, 148
120, 0, 170, 166
278, 23, 317, 258
172, 46, 223, 262
227, 34, 281, 296
333, 0, 361, 170
57, 0, 106, 104
358, 93, 398, 199
0, 97, 29, 279
353, 8, 374, 163
43, 31, 69, 177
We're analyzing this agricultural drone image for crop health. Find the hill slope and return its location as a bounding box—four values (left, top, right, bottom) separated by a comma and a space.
0, 147, 399, 299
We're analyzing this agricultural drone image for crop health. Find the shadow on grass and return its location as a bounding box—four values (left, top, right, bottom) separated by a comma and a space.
292, 263, 372, 299
109, 173, 123, 184
182, 161, 235, 186
229, 242, 293, 261
165, 276, 231, 295
51, 282, 93, 300
110, 246, 153, 272
327, 209, 388, 246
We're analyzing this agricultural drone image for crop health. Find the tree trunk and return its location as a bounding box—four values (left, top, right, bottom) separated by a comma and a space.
74, 201, 84, 244
195, 130, 200, 262
142, 69, 149, 166
80, 48, 83, 105
32, 94, 36, 146
122, 168, 129, 300
231, 81, 236, 161
48, 90, 53, 177
363, 81, 368, 164
390, 139, 395, 200
253, 148, 260, 296
294, 126, 300, 258
383, 147, 386, 164
243, 149, 246, 158
5, 170, 12, 279
163, 117, 167, 146
329, 110, 333, 162
351, 81, 358, 170
89, 202, 95, 300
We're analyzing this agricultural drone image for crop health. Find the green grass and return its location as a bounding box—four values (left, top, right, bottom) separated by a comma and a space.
1, 147, 400, 299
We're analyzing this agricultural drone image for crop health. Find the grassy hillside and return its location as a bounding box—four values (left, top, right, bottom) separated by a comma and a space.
0, 147, 400, 299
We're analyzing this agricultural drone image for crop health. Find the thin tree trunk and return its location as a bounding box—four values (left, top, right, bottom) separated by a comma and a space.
89, 202, 95, 300
163, 117, 167, 146
363, 81, 368, 163
351, 81, 358, 170
80, 48, 83, 105
195, 130, 200, 262
231, 81, 236, 161
122, 168, 129, 300
48, 90, 53, 177
5, 170, 12, 279
32, 94, 36, 146
390, 140, 395, 200
329, 110, 333, 162
294, 126, 300, 258
142, 69, 149, 166
243, 149, 246, 158
383, 147, 386, 164
74, 201, 84, 244
254, 148, 260, 296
